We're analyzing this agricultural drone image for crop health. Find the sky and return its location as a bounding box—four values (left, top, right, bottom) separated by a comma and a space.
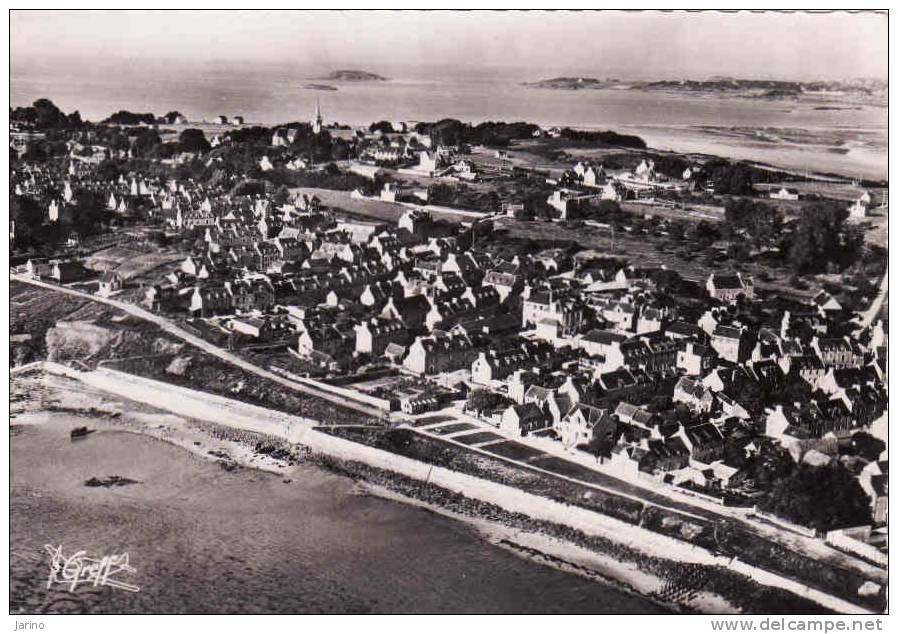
10, 10, 888, 81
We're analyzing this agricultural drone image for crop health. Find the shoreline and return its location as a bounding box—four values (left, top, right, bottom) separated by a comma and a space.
10, 366, 867, 614
10, 368, 724, 613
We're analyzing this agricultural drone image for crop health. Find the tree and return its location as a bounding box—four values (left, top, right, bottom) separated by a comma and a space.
513, 205, 535, 221
789, 203, 862, 274
465, 389, 506, 416
369, 120, 394, 134
759, 463, 872, 532
179, 128, 211, 153
703, 159, 756, 196
724, 198, 783, 248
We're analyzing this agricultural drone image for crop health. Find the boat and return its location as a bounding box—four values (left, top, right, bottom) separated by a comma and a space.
70, 426, 95, 440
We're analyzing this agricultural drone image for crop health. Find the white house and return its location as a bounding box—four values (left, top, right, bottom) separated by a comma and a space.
769, 187, 800, 201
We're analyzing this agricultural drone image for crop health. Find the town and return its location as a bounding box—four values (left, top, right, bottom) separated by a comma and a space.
10, 96, 888, 611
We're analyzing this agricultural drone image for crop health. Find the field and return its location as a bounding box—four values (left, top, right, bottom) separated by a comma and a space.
83, 246, 189, 281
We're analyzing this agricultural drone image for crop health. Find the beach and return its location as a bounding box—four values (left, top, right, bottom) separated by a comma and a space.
10, 369, 670, 615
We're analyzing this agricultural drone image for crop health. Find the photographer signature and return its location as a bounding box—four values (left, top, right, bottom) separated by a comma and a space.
44, 545, 140, 593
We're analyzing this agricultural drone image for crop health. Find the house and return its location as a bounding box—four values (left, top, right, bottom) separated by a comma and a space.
546, 188, 594, 220
215, 115, 228, 125
97, 271, 123, 297
645, 437, 691, 473
706, 272, 754, 302
49, 260, 87, 284
403, 332, 480, 375
522, 290, 585, 338
398, 209, 433, 238
555, 403, 616, 450
812, 290, 842, 315
297, 323, 353, 359
380, 182, 404, 203
673, 376, 714, 412
680, 423, 725, 463
188, 285, 232, 317
500, 403, 551, 437
711, 325, 748, 364
812, 336, 865, 369
677, 341, 714, 376
24, 259, 48, 280
483, 269, 521, 301
848, 198, 867, 218
580, 329, 628, 359
354, 318, 408, 356
769, 187, 800, 200
613, 402, 656, 430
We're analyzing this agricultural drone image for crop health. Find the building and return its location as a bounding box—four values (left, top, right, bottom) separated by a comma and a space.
710, 325, 748, 364
769, 187, 800, 200
707, 272, 754, 303
546, 188, 594, 220
403, 332, 479, 375
848, 198, 867, 218
97, 271, 123, 297
673, 376, 714, 412
312, 100, 324, 134
500, 403, 551, 437
354, 318, 408, 356
555, 403, 615, 450
398, 209, 433, 238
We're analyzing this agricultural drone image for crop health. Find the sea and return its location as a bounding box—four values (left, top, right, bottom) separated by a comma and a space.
10, 422, 666, 614
10, 62, 888, 180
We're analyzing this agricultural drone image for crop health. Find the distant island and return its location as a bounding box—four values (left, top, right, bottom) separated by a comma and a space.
319, 69, 388, 82
523, 77, 621, 90
303, 84, 339, 91
524, 75, 886, 105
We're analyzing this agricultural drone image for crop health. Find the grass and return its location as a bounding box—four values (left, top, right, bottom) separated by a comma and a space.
483, 440, 547, 462
453, 431, 505, 445
428, 422, 478, 435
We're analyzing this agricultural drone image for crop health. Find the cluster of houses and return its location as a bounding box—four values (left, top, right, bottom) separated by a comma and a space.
12, 109, 887, 528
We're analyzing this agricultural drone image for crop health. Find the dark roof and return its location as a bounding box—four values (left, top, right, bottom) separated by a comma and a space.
713, 325, 743, 340
711, 274, 744, 290
685, 423, 725, 448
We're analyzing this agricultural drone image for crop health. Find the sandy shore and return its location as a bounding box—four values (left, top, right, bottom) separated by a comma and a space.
10, 368, 739, 614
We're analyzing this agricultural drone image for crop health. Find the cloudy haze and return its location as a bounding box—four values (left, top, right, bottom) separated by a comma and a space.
10, 10, 888, 81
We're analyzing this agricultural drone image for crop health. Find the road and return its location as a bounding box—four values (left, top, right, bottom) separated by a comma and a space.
859, 270, 888, 327
10, 273, 385, 421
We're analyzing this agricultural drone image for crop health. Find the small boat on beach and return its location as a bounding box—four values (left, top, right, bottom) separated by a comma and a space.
70, 426, 95, 440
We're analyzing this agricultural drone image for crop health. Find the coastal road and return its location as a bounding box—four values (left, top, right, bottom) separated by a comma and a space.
10, 273, 387, 421
12, 272, 886, 587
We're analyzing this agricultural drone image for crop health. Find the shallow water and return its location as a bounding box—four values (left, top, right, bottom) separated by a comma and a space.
10, 421, 666, 614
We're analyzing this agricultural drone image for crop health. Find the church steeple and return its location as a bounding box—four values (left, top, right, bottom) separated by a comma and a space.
312, 99, 323, 134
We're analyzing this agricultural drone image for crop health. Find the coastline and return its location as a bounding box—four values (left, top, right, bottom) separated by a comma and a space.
10, 366, 841, 615
10, 370, 697, 613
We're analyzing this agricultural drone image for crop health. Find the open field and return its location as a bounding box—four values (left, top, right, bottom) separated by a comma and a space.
83, 246, 188, 280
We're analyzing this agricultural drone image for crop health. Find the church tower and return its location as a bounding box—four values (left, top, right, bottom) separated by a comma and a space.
312, 99, 323, 134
